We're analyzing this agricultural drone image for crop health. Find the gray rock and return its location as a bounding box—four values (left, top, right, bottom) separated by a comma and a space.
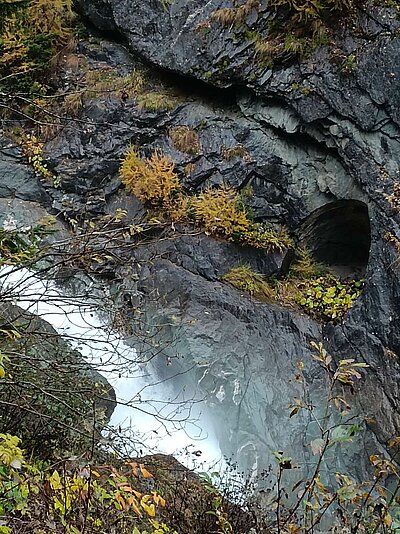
4, 4, 400, 491
0, 139, 50, 204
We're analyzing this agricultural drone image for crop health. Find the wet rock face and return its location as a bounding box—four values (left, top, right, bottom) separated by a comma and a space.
33, 21, 400, 478
0, 138, 50, 205
3, 0, 400, 481
75, 1, 400, 457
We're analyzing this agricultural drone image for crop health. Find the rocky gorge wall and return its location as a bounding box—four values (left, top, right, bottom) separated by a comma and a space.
2, 0, 400, 487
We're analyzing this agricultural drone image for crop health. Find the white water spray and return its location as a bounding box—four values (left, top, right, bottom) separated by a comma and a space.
0, 267, 224, 470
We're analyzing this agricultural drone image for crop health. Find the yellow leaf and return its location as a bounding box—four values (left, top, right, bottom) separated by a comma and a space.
139, 464, 153, 479
0, 366, 5, 379
49, 470, 62, 490
115, 491, 126, 509
127, 496, 142, 516
384, 513, 392, 527
120, 485, 134, 493
128, 461, 138, 476
152, 491, 166, 507
141, 500, 156, 517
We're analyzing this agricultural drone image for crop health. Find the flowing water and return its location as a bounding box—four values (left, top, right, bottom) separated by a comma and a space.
0, 266, 224, 470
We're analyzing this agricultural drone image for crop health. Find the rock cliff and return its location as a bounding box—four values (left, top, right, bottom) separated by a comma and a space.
2, 0, 400, 485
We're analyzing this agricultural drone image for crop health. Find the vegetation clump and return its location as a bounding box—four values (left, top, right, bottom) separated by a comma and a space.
221, 247, 364, 321
64, 67, 146, 115
120, 148, 292, 253
386, 182, 400, 213
295, 274, 364, 320
221, 264, 274, 301
0, 0, 75, 92
0, 431, 176, 534
169, 126, 200, 155
137, 92, 179, 112
120, 147, 182, 208
191, 186, 250, 238
220, 144, 250, 161
211, 0, 358, 66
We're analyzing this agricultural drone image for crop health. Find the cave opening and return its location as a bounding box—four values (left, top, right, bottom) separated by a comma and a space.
299, 200, 371, 278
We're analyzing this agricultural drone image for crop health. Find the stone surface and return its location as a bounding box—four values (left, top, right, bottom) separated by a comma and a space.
0, 137, 50, 204
3, 1, 400, 486
33, 29, 400, 480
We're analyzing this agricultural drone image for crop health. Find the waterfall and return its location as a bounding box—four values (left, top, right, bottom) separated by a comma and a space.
0, 266, 225, 470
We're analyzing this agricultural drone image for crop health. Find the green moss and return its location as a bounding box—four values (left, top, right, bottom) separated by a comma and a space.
340, 52, 358, 75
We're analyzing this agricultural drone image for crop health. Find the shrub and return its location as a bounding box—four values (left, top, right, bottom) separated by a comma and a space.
120, 150, 292, 252
120, 147, 182, 208
0, 433, 175, 534
386, 182, 400, 213
268, 247, 363, 321
236, 223, 292, 252
0, 0, 74, 92
295, 274, 364, 320
191, 186, 250, 238
220, 144, 250, 161
221, 265, 274, 301
190, 187, 292, 252
211, 0, 260, 27
0, 304, 114, 459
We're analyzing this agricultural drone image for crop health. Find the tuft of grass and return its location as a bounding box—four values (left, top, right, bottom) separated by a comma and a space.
64, 68, 145, 115
137, 92, 178, 112
220, 144, 250, 161
169, 126, 200, 155
221, 265, 274, 301
211, 0, 260, 27
254, 38, 280, 66
289, 246, 326, 279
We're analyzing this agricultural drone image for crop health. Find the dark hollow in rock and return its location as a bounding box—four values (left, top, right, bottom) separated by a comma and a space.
299, 200, 371, 278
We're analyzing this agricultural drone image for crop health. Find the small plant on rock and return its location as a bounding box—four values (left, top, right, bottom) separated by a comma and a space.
236, 222, 292, 252
0, 0, 75, 92
120, 149, 292, 252
191, 186, 250, 238
295, 274, 364, 320
169, 126, 200, 155
120, 147, 182, 208
137, 92, 178, 112
221, 265, 274, 301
